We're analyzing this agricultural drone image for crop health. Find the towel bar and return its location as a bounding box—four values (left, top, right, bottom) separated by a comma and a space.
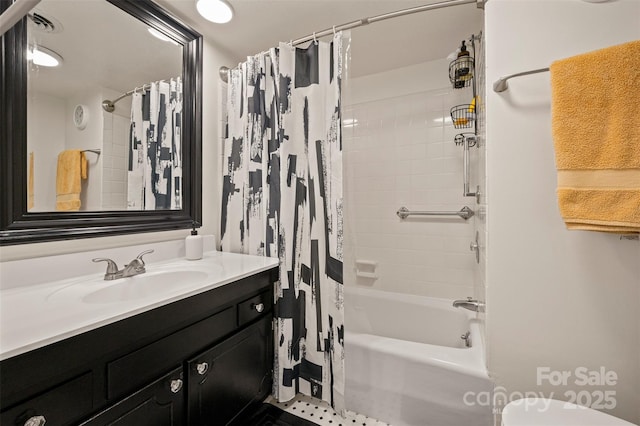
493, 67, 549, 92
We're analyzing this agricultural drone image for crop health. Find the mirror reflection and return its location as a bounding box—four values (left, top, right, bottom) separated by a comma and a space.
26, 0, 183, 212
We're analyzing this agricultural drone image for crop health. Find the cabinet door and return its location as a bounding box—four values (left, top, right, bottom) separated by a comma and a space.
187, 315, 272, 426
80, 368, 184, 426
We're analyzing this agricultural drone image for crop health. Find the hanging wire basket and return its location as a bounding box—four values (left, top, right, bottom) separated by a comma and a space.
449, 56, 474, 89
450, 104, 476, 129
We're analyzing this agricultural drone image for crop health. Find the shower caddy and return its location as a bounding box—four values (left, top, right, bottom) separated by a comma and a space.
449, 33, 481, 201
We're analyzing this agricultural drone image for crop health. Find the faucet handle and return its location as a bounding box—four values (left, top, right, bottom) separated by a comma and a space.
135, 249, 154, 266
92, 258, 118, 274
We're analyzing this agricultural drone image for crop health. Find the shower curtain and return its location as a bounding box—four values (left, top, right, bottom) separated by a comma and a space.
220, 33, 346, 411
128, 77, 182, 210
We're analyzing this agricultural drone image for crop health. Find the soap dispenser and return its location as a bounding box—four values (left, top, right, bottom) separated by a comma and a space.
185, 222, 203, 260
457, 40, 469, 58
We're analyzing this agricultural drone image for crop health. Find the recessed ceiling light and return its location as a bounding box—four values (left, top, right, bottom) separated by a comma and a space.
148, 28, 179, 45
196, 0, 234, 24
27, 46, 63, 67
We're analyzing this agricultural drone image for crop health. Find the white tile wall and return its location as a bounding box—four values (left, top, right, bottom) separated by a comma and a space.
343, 61, 481, 300
101, 111, 129, 209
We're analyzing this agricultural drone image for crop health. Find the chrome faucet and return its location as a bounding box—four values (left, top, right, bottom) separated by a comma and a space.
453, 297, 485, 313
93, 249, 154, 280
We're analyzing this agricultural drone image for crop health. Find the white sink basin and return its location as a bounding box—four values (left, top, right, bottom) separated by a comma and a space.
82, 270, 209, 303
45, 266, 216, 304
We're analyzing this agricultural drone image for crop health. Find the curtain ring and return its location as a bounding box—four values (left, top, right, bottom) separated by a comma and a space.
313, 32, 317, 45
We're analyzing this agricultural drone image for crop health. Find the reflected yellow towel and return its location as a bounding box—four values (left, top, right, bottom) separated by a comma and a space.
28, 152, 34, 210
56, 150, 87, 211
550, 40, 640, 234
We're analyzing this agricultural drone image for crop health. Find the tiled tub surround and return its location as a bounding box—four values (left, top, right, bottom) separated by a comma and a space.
0, 238, 278, 360
343, 72, 479, 300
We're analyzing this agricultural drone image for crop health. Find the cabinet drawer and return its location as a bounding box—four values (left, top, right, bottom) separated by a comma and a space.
238, 291, 271, 326
107, 306, 235, 400
0, 372, 92, 426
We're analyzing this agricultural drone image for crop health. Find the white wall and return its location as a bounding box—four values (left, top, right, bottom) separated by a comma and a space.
101, 87, 130, 210
485, 0, 640, 423
26, 89, 104, 211
343, 58, 481, 300
27, 93, 66, 211
65, 90, 104, 210
0, 38, 237, 261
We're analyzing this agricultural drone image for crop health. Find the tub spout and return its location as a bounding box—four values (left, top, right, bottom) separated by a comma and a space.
453, 297, 485, 313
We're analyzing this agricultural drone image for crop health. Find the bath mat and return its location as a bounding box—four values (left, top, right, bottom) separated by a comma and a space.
231, 403, 318, 426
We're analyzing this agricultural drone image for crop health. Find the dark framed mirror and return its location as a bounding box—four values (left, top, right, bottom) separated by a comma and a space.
0, 0, 202, 245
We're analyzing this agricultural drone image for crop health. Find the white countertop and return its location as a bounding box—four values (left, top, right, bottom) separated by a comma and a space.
0, 251, 278, 361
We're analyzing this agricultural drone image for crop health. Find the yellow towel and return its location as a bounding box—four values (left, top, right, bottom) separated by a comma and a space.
28, 151, 35, 210
56, 150, 87, 211
550, 39, 640, 234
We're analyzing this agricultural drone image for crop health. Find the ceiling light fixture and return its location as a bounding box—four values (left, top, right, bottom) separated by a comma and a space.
196, 0, 234, 24
148, 28, 179, 45
27, 45, 63, 67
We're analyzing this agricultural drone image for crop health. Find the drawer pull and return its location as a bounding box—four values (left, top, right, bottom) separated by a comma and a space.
253, 303, 264, 313
24, 416, 46, 426
196, 362, 209, 375
169, 379, 183, 394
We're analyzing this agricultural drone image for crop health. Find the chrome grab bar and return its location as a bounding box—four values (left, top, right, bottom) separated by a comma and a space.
396, 206, 474, 220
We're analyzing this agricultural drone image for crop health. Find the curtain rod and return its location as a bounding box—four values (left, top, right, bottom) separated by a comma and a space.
102, 79, 175, 113
219, 0, 478, 82
291, 0, 477, 46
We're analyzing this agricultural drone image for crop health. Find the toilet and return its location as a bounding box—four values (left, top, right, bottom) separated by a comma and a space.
502, 398, 636, 426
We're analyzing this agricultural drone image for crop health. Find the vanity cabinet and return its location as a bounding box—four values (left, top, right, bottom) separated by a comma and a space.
0, 268, 277, 426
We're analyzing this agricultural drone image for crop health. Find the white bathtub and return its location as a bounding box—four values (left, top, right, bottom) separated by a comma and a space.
345, 286, 493, 426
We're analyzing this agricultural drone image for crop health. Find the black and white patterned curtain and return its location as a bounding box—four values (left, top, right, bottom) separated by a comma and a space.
221, 34, 346, 412
128, 78, 182, 210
